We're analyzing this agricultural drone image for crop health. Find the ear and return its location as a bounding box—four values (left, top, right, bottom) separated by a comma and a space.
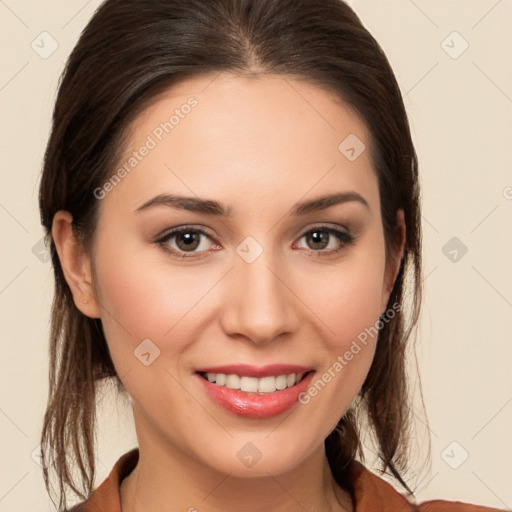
381, 208, 406, 312
51, 211, 101, 318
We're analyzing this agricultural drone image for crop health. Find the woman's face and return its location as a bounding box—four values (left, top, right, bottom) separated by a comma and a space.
85, 73, 400, 476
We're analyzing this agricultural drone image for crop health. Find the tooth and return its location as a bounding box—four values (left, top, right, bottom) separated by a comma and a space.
207, 372, 304, 392
275, 375, 288, 390
258, 376, 277, 393
225, 374, 241, 390
240, 376, 259, 392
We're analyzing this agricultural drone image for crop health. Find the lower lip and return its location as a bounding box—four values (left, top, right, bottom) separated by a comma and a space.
196, 371, 315, 419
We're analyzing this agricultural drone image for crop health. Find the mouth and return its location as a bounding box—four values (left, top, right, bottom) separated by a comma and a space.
197, 370, 312, 395
194, 365, 316, 419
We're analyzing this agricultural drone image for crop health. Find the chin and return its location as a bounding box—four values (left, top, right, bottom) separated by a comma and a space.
200, 433, 321, 479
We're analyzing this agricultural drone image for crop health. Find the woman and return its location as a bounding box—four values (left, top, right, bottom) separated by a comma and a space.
38, 0, 503, 510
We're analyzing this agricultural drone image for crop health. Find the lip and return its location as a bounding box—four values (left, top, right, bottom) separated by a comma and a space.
196, 369, 316, 419
195, 364, 311, 378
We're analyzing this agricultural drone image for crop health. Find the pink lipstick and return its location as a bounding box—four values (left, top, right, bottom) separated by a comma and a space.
195, 364, 315, 419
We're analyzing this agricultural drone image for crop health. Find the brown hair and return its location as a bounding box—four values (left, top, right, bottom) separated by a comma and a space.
39, 0, 422, 509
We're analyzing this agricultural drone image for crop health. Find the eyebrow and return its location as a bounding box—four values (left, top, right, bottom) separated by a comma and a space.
134, 191, 369, 216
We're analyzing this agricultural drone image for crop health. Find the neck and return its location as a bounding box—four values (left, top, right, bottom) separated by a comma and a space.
120, 431, 352, 512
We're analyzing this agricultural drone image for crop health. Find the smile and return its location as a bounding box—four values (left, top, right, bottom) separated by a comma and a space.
195, 365, 316, 419
199, 371, 308, 394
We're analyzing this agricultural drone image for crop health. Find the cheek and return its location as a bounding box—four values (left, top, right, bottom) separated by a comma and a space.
296, 255, 386, 429
90, 232, 225, 368
301, 242, 387, 348
297, 236, 387, 404
90, 239, 221, 428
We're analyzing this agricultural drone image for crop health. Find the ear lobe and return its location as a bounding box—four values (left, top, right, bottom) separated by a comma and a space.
381, 208, 406, 311
51, 211, 101, 318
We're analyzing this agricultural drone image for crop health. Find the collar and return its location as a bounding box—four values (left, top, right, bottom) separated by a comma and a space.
73, 447, 489, 512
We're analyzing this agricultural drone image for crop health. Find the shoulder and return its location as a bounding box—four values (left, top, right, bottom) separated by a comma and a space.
417, 499, 504, 511
349, 461, 504, 511
63, 448, 139, 512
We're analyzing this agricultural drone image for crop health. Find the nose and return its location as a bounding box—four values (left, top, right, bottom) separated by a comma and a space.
219, 249, 299, 345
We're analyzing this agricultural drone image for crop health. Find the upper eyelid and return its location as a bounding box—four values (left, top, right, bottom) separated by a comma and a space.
157, 225, 217, 240
158, 223, 350, 238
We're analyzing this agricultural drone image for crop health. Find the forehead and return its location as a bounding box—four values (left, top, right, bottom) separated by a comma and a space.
103, 72, 378, 215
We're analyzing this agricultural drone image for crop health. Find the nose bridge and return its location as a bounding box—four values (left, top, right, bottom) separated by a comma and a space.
220, 241, 297, 344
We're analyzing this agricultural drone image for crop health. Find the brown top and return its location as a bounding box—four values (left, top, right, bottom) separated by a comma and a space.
69, 448, 503, 511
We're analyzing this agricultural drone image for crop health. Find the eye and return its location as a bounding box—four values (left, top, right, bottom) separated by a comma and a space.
155, 224, 354, 259
156, 226, 220, 258
294, 225, 354, 255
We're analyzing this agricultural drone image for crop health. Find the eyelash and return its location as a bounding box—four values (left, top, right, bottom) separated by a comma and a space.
155, 224, 355, 259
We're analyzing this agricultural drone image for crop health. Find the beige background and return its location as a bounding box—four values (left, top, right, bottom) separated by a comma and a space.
1, 0, 511, 509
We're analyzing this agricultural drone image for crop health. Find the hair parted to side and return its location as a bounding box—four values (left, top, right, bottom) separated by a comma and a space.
38, 0, 422, 509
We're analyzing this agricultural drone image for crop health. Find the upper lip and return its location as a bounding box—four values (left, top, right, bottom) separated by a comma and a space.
195, 364, 313, 378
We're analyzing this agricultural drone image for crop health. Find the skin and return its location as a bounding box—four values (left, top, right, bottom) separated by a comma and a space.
52, 73, 404, 512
